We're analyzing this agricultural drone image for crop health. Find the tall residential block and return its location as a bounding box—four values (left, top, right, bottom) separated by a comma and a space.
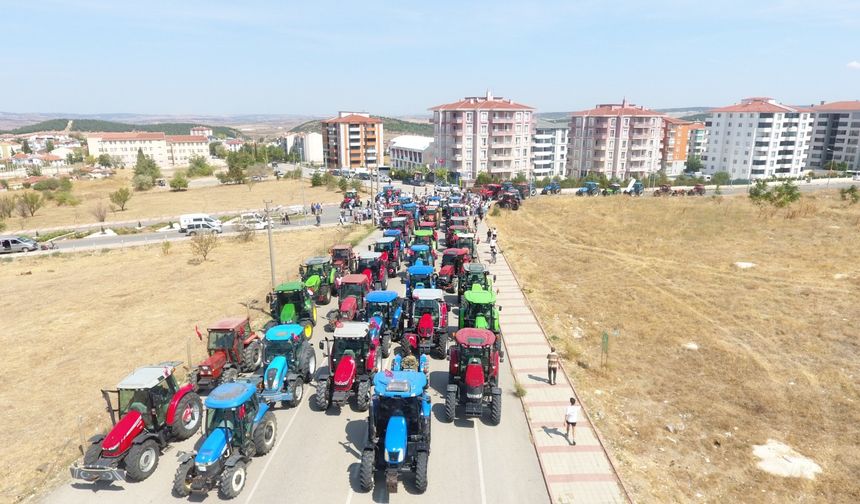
568, 99, 664, 179
661, 118, 706, 176
532, 120, 569, 179
702, 97, 813, 179
687, 123, 707, 159
321, 112, 383, 170
430, 91, 534, 182
807, 100, 860, 172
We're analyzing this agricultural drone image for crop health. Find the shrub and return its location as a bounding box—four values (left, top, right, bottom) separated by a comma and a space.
311, 173, 323, 187
711, 171, 731, 185
54, 191, 81, 207
132, 174, 154, 191
109, 187, 132, 210
770, 181, 801, 208
0, 195, 15, 218
338, 177, 348, 192
161, 240, 171, 256
215, 171, 229, 184
186, 156, 214, 177
91, 201, 109, 222
33, 179, 60, 191
323, 172, 336, 190
349, 179, 363, 192
190, 233, 219, 262
169, 171, 189, 191
839, 185, 859, 204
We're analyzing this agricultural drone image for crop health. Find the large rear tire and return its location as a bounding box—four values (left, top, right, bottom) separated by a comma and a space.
490, 392, 502, 426
241, 340, 263, 372
222, 367, 239, 384
414, 451, 428, 493
253, 411, 277, 455
172, 459, 194, 497
218, 461, 247, 499
381, 333, 392, 359
171, 392, 203, 440
444, 389, 456, 423
355, 380, 371, 412
358, 449, 375, 492
124, 440, 159, 482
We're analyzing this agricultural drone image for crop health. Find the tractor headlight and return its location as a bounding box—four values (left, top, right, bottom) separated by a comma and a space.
385, 449, 405, 464
200, 365, 211, 375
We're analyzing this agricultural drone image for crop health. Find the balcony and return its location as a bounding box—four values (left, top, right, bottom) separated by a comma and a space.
534, 158, 552, 165
491, 129, 513, 135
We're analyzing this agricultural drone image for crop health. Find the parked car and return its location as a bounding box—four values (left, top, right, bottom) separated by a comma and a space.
186, 222, 223, 235
377, 174, 392, 183
0, 235, 39, 254
179, 214, 222, 233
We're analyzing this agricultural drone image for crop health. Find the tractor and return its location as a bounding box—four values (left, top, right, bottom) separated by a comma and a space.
70, 362, 202, 483
445, 224, 469, 248
389, 216, 410, 236
411, 228, 437, 250
405, 263, 436, 301
329, 273, 372, 330
687, 184, 706, 196
653, 184, 673, 196
444, 328, 502, 425
458, 263, 495, 302
576, 181, 600, 196
437, 248, 471, 293
365, 290, 404, 355
371, 237, 401, 276
402, 288, 449, 359
330, 244, 357, 291
357, 251, 389, 290
265, 282, 317, 339
406, 244, 436, 268
623, 180, 644, 196
416, 221, 439, 243
459, 286, 503, 353
478, 183, 503, 200
446, 215, 470, 231
341, 189, 360, 208
380, 208, 396, 229
315, 322, 381, 411
541, 181, 561, 195
300, 256, 336, 305
514, 182, 535, 199
444, 204, 468, 222
172, 382, 277, 499
383, 228, 406, 255
358, 369, 431, 494
602, 183, 622, 196
260, 324, 317, 409
189, 318, 264, 391
453, 232, 478, 260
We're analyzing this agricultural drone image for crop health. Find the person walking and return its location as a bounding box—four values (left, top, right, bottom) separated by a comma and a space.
546, 347, 560, 385
564, 398, 581, 445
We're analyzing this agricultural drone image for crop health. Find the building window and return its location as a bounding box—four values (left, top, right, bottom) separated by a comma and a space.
515, 112, 522, 121
480, 112, 488, 122
525, 112, 531, 121
480, 149, 486, 159
480, 124, 487, 135
466, 112, 473, 123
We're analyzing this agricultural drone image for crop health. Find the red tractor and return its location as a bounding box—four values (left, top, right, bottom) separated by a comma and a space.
370, 238, 401, 277
70, 362, 202, 483
444, 328, 502, 425
445, 224, 468, 248
189, 317, 263, 391
653, 184, 673, 197
478, 183, 503, 200
315, 321, 382, 411
357, 251, 389, 290
687, 184, 706, 196
341, 189, 361, 208
402, 288, 450, 359
437, 248, 471, 293
330, 244, 357, 294
328, 273, 371, 329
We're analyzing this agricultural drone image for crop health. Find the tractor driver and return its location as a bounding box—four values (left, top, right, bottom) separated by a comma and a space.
401, 346, 419, 372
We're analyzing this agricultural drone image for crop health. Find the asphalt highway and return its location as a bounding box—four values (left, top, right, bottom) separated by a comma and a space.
44, 226, 549, 504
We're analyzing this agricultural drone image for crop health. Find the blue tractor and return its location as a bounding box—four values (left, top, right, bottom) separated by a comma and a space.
541, 181, 561, 195
366, 290, 404, 352
260, 324, 317, 409
405, 263, 436, 301
406, 244, 435, 267
358, 368, 431, 494
576, 181, 600, 196
172, 382, 276, 499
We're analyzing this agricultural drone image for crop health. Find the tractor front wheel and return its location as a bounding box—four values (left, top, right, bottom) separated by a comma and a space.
83, 441, 101, 465
355, 381, 370, 412
219, 461, 247, 499
414, 451, 429, 493
172, 459, 194, 497
444, 389, 457, 423
172, 391, 203, 440
253, 411, 277, 455
490, 392, 502, 426
222, 368, 239, 384
358, 449, 375, 492
301, 346, 317, 382
124, 440, 159, 482
381, 333, 392, 359
314, 380, 330, 410
286, 378, 304, 408
241, 340, 263, 372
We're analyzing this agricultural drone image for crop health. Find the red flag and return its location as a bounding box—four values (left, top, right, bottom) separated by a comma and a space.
384, 369, 393, 378
194, 324, 203, 341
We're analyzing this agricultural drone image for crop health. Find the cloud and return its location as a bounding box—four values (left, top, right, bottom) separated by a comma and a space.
848, 61, 860, 69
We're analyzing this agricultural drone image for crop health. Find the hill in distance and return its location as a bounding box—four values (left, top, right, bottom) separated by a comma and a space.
2, 118, 241, 137
291, 116, 433, 137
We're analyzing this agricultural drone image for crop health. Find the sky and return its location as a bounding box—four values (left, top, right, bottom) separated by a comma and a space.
1, 0, 859, 117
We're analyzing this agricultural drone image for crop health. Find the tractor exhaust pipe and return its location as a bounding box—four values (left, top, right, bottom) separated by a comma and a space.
77, 415, 85, 456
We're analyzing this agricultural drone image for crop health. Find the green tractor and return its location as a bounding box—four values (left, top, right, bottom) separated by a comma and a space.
300, 256, 337, 305
265, 281, 317, 339
458, 263, 495, 303
458, 285, 503, 353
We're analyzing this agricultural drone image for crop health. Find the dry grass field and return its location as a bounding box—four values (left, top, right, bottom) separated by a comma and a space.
490, 192, 860, 503
6, 171, 341, 230
0, 225, 372, 503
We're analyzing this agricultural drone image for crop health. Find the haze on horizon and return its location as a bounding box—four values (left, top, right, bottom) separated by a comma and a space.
2, 0, 858, 117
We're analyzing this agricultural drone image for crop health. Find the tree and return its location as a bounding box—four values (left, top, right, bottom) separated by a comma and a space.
225, 151, 252, 184
21, 140, 31, 154
26, 165, 42, 177
475, 172, 493, 185
209, 141, 221, 157
186, 155, 213, 177
110, 155, 125, 169
45, 140, 54, 152
349, 179, 363, 192
770, 180, 800, 208
338, 177, 348, 192
132, 174, 154, 191
17, 192, 44, 217
66, 153, 75, 165
512, 173, 527, 184
169, 171, 189, 191
91, 200, 109, 222
311, 173, 323, 187
190, 233, 219, 262
214, 144, 228, 159
684, 155, 704, 174
711, 171, 731, 185
133, 149, 161, 187
0, 195, 15, 218
109, 187, 132, 210
97, 154, 112, 167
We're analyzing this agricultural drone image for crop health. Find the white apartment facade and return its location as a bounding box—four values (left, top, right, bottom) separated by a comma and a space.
430, 91, 534, 182
190, 126, 213, 138
568, 99, 664, 179
687, 124, 707, 159
807, 100, 860, 172
301, 132, 324, 164
389, 135, 434, 170
166, 136, 209, 165
702, 97, 813, 179
87, 132, 208, 168
532, 119, 568, 178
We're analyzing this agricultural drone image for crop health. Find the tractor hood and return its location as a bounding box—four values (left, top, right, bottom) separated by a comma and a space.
417, 313, 434, 339
264, 356, 288, 391
102, 409, 145, 456
304, 275, 321, 292
465, 362, 485, 393
333, 354, 357, 390
362, 268, 373, 284
438, 264, 455, 278
196, 427, 231, 465
474, 315, 489, 330
201, 351, 228, 374
280, 303, 297, 323
339, 296, 358, 317
384, 415, 407, 464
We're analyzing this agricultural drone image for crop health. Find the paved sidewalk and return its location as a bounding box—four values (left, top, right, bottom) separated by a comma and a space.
478, 221, 629, 504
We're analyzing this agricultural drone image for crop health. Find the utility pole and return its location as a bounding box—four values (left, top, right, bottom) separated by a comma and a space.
264, 200, 276, 290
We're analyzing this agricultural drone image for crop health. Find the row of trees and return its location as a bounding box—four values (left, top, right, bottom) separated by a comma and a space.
208, 141, 301, 164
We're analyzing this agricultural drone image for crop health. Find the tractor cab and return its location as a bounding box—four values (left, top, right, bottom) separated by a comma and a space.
341, 190, 360, 208
459, 286, 501, 335
380, 208, 396, 228
202, 383, 262, 453
382, 228, 405, 250
576, 181, 600, 196
404, 288, 449, 358
416, 221, 438, 240
406, 244, 435, 267
315, 321, 381, 411
366, 290, 402, 357
445, 328, 501, 424
336, 274, 372, 324
330, 244, 357, 275
497, 191, 521, 210
357, 251, 388, 290
191, 317, 264, 390
401, 202, 419, 221
460, 263, 494, 299
405, 264, 436, 299
447, 215, 470, 230
371, 237, 401, 275
445, 203, 467, 219
300, 256, 336, 305
389, 217, 409, 235
267, 283, 317, 339
411, 229, 436, 250
454, 232, 478, 259
437, 248, 471, 293
381, 185, 400, 200
445, 224, 468, 247
261, 324, 316, 408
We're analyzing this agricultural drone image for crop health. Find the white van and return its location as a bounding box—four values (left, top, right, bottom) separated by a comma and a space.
179, 214, 222, 233
238, 212, 269, 230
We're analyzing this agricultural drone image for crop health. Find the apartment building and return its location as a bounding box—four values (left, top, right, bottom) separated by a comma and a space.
190, 126, 213, 138
321, 112, 383, 170
430, 91, 534, 182
568, 99, 664, 179
661, 118, 707, 176
301, 132, 324, 164
87, 132, 208, 168
807, 100, 860, 172
389, 135, 434, 170
702, 97, 813, 179
687, 123, 707, 159
166, 135, 209, 165
532, 119, 568, 178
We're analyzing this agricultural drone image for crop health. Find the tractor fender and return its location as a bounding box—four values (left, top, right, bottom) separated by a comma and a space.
88, 433, 106, 445
132, 430, 162, 447
166, 383, 195, 425
176, 450, 195, 465
241, 330, 261, 346
253, 402, 271, 425
415, 441, 431, 454
224, 452, 247, 468
491, 386, 502, 396
317, 370, 330, 382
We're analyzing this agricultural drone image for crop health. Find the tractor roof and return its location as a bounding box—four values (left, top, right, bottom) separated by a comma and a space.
304, 256, 331, 266
359, 251, 382, 260
455, 328, 496, 347
448, 225, 468, 231
391, 217, 407, 222
366, 290, 398, 303
418, 221, 435, 227
331, 244, 352, 251
464, 287, 496, 304
342, 273, 370, 284
265, 323, 304, 341
443, 247, 468, 256
374, 370, 427, 397
116, 362, 180, 390
375, 237, 395, 244
455, 232, 476, 239
410, 244, 429, 251
465, 263, 488, 273
205, 382, 257, 409
412, 288, 444, 301
382, 229, 402, 237
413, 229, 432, 236
403, 202, 417, 209
334, 321, 370, 339
275, 280, 305, 292
208, 317, 247, 331
408, 264, 434, 276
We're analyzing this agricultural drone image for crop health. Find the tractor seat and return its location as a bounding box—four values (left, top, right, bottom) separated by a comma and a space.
343, 349, 356, 359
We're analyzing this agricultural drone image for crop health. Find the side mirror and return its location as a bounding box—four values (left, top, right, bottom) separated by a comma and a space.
367, 245, 371, 251
318, 341, 324, 350
498, 305, 502, 311
265, 292, 274, 305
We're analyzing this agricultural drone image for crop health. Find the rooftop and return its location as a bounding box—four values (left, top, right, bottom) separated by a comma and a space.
572, 98, 663, 118
88, 132, 166, 141
323, 113, 382, 125
809, 100, 860, 112
389, 135, 434, 151
709, 97, 812, 114
116, 363, 178, 389
165, 135, 208, 143
430, 91, 534, 112
535, 119, 569, 130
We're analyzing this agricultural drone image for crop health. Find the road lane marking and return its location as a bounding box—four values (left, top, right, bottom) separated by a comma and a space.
243, 408, 301, 504
474, 425, 487, 504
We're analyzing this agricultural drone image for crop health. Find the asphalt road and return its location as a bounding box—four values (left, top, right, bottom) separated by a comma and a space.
44, 227, 549, 504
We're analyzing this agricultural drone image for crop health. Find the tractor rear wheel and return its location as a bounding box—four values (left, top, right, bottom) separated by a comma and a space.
286, 377, 304, 408
355, 381, 371, 412
124, 440, 159, 482
253, 411, 277, 455
222, 368, 239, 383
83, 441, 101, 465
435, 336, 447, 360
381, 333, 392, 359
444, 389, 457, 422
490, 392, 502, 425
172, 459, 194, 497
301, 346, 317, 382
323, 286, 332, 305
172, 392, 203, 440
314, 380, 330, 410
241, 340, 263, 372
219, 461, 247, 499
358, 449, 375, 492
414, 451, 428, 493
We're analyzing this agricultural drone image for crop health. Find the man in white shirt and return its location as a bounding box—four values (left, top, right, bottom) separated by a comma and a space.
564, 397, 581, 445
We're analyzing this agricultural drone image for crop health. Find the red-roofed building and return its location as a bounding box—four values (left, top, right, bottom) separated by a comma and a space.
568, 99, 664, 178
190, 126, 213, 138
702, 97, 814, 179
321, 112, 383, 170
87, 132, 211, 168
429, 91, 535, 181
807, 101, 860, 172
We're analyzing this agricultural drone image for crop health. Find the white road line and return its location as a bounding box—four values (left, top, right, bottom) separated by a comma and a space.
344, 465, 355, 504
474, 424, 487, 504
243, 408, 301, 504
